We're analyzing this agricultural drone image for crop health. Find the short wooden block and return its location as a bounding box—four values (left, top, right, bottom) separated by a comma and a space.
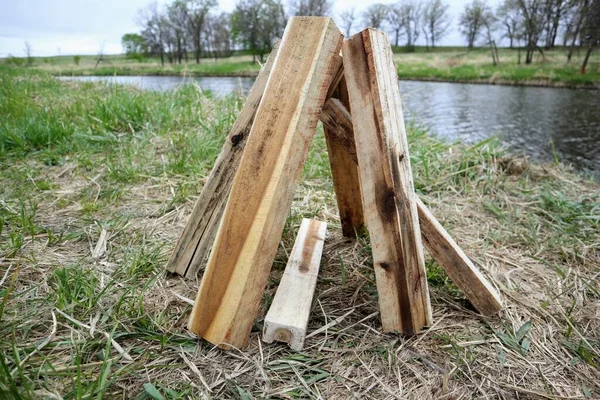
344, 28, 432, 334
263, 219, 327, 351
188, 17, 343, 349
166, 41, 280, 278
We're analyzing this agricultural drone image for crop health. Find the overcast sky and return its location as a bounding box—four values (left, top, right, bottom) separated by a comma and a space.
0, 0, 500, 57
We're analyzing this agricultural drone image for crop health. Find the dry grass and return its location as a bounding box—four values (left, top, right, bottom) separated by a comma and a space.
1, 68, 599, 399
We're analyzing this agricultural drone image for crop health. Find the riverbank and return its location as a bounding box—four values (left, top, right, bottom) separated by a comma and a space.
26, 46, 600, 89
1, 66, 599, 398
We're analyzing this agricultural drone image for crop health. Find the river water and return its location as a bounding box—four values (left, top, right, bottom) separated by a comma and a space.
59, 75, 600, 175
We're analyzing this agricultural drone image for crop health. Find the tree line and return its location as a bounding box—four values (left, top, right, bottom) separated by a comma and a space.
459, 0, 599, 71
125, 0, 599, 72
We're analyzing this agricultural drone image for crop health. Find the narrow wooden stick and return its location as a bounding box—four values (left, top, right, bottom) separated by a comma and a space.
165, 41, 279, 278
344, 28, 432, 334
320, 78, 503, 317
416, 198, 503, 316
188, 17, 343, 349
263, 219, 327, 351
321, 81, 365, 237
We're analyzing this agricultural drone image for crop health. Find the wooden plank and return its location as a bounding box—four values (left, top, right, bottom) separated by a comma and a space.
416, 198, 503, 316
188, 17, 343, 349
166, 41, 280, 278
343, 28, 432, 335
321, 77, 503, 317
262, 219, 327, 351
321, 92, 365, 237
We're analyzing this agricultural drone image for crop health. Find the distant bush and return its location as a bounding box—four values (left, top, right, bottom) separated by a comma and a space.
126, 53, 146, 62
43, 58, 50, 64
5, 55, 24, 66
73, 55, 81, 65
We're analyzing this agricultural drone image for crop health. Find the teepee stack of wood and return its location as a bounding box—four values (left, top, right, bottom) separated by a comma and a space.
166, 17, 502, 350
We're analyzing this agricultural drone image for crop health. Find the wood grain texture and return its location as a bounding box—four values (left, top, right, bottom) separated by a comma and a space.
416, 198, 503, 316
262, 219, 327, 351
343, 28, 432, 334
188, 17, 343, 349
321, 90, 364, 237
166, 41, 280, 278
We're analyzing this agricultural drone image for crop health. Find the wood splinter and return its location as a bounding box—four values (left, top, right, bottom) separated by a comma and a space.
263, 219, 327, 351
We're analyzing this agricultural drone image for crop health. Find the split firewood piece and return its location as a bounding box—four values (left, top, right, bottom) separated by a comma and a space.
188, 17, 343, 349
321, 81, 365, 238
165, 41, 281, 279
343, 28, 432, 335
263, 219, 327, 351
322, 79, 503, 317
416, 198, 503, 316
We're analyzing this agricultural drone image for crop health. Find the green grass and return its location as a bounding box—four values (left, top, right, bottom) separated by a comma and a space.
393, 46, 600, 87
10, 45, 600, 88
0, 65, 599, 398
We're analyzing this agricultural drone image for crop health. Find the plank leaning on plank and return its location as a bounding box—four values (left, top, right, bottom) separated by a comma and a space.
320, 88, 502, 316
166, 41, 280, 278
343, 28, 432, 335
321, 78, 365, 238
263, 219, 327, 351
188, 17, 343, 349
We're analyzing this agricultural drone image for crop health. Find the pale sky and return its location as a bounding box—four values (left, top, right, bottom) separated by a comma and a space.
0, 0, 499, 57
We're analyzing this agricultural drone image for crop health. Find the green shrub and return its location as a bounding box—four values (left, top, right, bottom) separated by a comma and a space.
4, 55, 24, 66
125, 53, 146, 62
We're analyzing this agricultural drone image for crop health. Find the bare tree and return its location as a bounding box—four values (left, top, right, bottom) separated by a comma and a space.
339, 7, 356, 37
422, 0, 451, 48
204, 12, 233, 59
497, 0, 522, 48
231, 0, 286, 63
138, 2, 166, 65
186, 0, 218, 64
95, 43, 105, 68
579, 0, 599, 73
399, 0, 423, 50
24, 41, 33, 66
514, 0, 546, 64
386, 4, 405, 46
167, 0, 190, 64
289, 0, 332, 16
459, 0, 493, 48
542, 0, 570, 48
363, 3, 388, 30
565, 0, 588, 62
481, 10, 499, 64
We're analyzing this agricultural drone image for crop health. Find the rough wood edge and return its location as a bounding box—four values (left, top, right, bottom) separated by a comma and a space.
343, 28, 431, 334
165, 41, 280, 278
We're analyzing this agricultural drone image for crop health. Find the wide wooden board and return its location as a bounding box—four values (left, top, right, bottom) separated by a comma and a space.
188, 17, 343, 348
343, 28, 432, 334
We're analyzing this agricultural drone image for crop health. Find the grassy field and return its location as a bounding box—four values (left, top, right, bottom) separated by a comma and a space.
1, 65, 599, 399
21, 46, 600, 88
